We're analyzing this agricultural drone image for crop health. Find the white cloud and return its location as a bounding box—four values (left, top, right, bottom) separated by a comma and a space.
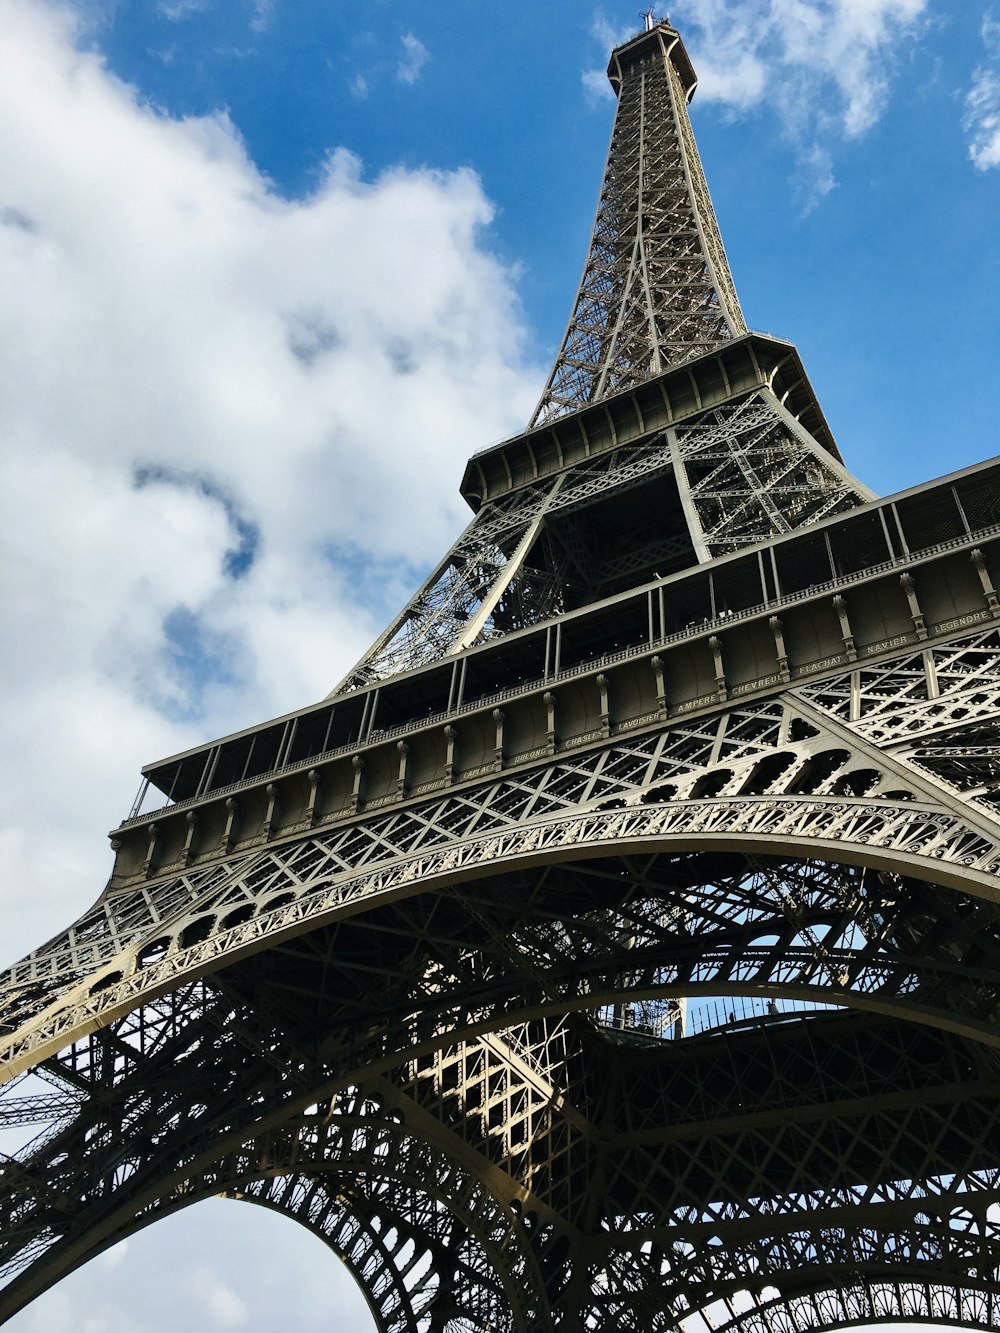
189, 1267, 249, 1326
592, 14, 634, 53
0, 0, 538, 968
157, 0, 210, 19
349, 71, 369, 100
250, 0, 275, 34
673, 0, 929, 135
98, 1240, 130, 1271
397, 32, 429, 86
581, 12, 635, 101
15, 1198, 377, 1332
156, 0, 272, 31
584, 2, 929, 203
581, 66, 615, 103
965, 12, 1000, 170
798, 142, 837, 212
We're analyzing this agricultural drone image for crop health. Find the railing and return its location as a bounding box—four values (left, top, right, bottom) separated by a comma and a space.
119, 520, 1000, 830
596, 994, 840, 1043
684, 993, 839, 1036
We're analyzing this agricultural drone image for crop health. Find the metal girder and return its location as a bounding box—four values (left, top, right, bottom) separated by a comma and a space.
530, 21, 745, 427
4, 895, 1000, 1327
4, 12, 1000, 1333
336, 381, 872, 693
15, 639, 1000, 1070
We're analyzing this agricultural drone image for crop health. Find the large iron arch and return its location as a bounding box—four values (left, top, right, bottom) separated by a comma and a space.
5, 790, 1000, 1083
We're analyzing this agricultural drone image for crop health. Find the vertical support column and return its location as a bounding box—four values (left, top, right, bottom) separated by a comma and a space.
222, 797, 239, 852
276, 718, 298, 770
306, 770, 322, 827
444, 724, 458, 784
493, 709, 506, 772
182, 810, 198, 867
142, 823, 160, 879
899, 572, 928, 641
396, 741, 411, 799
543, 692, 558, 754
320, 705, 336, 758
597, 674, 611, 738
263, 784, 280, 841
446, 659, 460, 712
651, 655, 667, 720
709, 636, 727, 701
351, 756, 365, 814
129, 778, 150, 820
832, 595, 858, 662
769, 616, 790, 684
365, 689, 381, 742
196, 745, 221, 798
971, 549, 1000, 616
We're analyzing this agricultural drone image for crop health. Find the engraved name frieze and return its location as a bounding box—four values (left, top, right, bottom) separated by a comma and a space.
615, 712, 659, 732
674, 694, 718, 714
864, 634, 913, 656
796, 655, 846, 677
364, 795, 398, 810
511, 746, 550, 763
732, 674, 782, 695
563, 729, 607, 749
934, 611, 989, 634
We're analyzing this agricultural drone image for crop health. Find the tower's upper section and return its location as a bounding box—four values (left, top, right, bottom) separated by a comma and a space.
530, 17, 747, 428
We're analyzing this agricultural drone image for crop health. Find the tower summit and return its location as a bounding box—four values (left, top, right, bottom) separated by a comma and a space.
533, 16, 746, 425
326, 10, 867, 693
4, 16, 1000, 1333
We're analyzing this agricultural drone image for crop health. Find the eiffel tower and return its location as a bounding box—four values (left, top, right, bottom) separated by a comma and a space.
5, 13, 1000, 1331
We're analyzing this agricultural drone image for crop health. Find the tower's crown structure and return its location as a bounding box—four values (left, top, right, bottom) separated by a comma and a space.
532, 17, 745, 425
310, 13, 869, 700
4, 15, 1000, 1333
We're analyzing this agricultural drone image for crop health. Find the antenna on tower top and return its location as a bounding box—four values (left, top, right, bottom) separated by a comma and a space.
641, 7, 657, 31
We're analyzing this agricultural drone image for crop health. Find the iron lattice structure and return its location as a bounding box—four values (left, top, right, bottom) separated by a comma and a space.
4, 16, 1000, 1332
530, 21, 745, 426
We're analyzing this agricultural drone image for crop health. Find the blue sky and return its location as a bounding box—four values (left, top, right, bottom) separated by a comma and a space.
77, 0, 1000, 499
1, 1, 999, 1329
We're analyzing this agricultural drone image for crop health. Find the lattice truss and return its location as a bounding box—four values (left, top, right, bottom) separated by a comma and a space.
6, 629, 1000, 1326
11, 628, 1000, 1069
675, 392, 867, 557
336, 480, 560, 689
0, 1000, 551, 1332
338, 388, 867, 689
336, 18, 835, 692
530, 25, 746, 428
5, 854, 1000, 1328
800, 628, 1000, 812
337, 438, 681, 687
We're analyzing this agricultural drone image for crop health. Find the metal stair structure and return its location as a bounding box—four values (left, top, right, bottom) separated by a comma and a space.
4, 16, 1000, 1331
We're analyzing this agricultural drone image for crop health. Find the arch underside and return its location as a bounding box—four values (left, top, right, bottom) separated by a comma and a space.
224, 1135, 543, 1333
227, 1158, 1000, 1333
5, 832, 1000, 1330
7, 1074, 1000, 1333
2, 0, 999, 1301
9, 649, 1000, 1080
6, 643, 1000, 1327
